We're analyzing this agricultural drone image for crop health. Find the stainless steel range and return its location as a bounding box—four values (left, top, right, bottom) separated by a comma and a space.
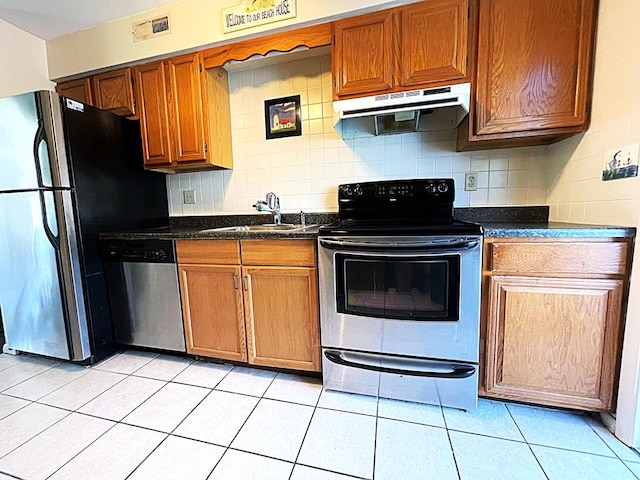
318, 178, 483, 411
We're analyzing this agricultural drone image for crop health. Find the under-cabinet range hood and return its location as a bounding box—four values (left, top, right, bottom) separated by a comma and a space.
333, 83, 470, 136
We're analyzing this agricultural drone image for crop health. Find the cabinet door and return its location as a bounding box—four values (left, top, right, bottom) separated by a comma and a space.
475, 0, 596, 135
56, 78, 93, 105
485, 275, 623, 411
166, 53, 208, 163
134, 62, 172, 166
399, 0, 469, 87
91, 68, 135, 116
332, 10, 394, 97
243, 266, 320, 372
179, 264, 247, 362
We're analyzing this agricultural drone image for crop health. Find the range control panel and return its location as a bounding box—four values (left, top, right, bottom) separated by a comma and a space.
339, 178, 454, 203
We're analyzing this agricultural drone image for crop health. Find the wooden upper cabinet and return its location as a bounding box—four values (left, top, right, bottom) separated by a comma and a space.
134, 61, 172, 166
166, 54, 207, 163
134, 52, 231, 172
333, 0, 471, 99
472, 0, 596, 138
91, 68, 135, 116
399, 0, 469, 87
56, 78, 93, 105
333, 10, 394, 97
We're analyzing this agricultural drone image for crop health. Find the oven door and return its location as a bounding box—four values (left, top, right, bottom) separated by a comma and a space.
318, 236, 482, 363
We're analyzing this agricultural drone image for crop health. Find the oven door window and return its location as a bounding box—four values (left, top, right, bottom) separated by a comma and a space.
335, 254, 460, 321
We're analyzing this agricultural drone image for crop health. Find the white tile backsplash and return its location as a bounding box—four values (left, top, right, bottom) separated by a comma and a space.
168, 54, 550, 216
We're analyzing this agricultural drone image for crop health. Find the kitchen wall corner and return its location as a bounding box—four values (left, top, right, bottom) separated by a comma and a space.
544, 0, 640, 446
0, 19, 55, 97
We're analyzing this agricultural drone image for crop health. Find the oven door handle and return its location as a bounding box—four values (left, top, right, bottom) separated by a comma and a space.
319, 238, 480, 251
324, 350, 476, 379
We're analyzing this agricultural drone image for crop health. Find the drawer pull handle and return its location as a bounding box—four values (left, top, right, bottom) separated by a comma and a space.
233, 274, 238, 290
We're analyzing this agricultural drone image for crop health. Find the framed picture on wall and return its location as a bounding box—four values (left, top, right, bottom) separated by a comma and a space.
264, 95, 302, 139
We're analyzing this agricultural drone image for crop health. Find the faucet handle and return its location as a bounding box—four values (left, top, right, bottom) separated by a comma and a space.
265, 192, 278, 210
253, 200, 268, 211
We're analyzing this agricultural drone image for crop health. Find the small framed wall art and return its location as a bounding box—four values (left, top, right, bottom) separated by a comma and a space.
264, 95, 302, 139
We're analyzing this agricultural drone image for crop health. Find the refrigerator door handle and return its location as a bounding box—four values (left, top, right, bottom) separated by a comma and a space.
32, 122, 47, 188
38, 190, 60, 248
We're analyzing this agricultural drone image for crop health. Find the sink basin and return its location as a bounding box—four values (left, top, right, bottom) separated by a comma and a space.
202, 224, 316, 233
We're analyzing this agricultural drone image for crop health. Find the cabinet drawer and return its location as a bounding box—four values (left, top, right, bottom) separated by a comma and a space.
176, 240, 240, 264
241, 239, 316, 267
490, 241, 628, 275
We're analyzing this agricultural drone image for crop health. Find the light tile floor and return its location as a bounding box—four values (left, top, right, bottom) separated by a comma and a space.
0, 350, 638, 480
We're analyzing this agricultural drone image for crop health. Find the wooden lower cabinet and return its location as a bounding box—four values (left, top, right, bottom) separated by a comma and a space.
485, 275, 623, 411
482, 238, 631, 412
243, 266, 320, 371
179, 264, 246, 362
176, 239, 321, 372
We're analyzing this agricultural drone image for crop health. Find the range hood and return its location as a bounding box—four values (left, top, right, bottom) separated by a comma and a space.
333, 83, 470, 136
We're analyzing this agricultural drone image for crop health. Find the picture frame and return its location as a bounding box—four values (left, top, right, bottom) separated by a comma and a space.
264, 95, 302, 139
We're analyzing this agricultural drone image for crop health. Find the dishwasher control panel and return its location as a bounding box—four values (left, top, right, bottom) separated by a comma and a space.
100, 239, 176, 264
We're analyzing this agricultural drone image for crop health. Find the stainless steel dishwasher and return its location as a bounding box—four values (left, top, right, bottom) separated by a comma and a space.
101, 239, 186, 353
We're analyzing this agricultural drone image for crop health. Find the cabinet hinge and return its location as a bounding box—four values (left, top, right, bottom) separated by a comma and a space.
204, 142, 208, 153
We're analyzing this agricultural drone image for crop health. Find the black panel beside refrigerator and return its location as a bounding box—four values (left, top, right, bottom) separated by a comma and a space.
0, 91, 169, 364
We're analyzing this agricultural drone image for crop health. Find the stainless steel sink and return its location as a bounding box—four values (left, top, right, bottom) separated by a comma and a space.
201, 224, 316, 233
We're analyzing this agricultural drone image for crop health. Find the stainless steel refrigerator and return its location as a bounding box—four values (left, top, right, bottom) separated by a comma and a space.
0, 91, 169, 363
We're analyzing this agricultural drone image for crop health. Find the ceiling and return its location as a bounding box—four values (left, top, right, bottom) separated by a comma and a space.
0, 0, 180, 40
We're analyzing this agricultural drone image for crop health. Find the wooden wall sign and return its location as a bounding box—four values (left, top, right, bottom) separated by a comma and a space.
222, 0, 297, 34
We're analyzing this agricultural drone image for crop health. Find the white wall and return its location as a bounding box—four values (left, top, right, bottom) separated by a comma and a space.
46, 0, 422, 80
168, 53, 550, 215
546, 0, 640, 445
0, 19, 54, 97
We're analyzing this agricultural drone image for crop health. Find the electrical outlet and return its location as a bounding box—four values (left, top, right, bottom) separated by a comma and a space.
182, 189, 196, 204
465, 172, 478, 191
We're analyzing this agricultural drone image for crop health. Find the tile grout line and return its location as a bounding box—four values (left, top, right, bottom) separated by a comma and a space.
202, 367, 279, 478
289, 379, 324, 478
123, 432, 171, 480
583, 412, 640, 465
504, 403, 550, 480
43, 419, 121, 480
0, 360, 62, 396
441, 403, 463, 480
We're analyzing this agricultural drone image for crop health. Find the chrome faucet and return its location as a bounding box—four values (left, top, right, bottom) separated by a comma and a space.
253, 192, 281, 224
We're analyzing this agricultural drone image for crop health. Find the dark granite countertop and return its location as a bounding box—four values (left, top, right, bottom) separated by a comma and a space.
482, 222, 636, 239
100, 224, 321, 241
99, 207, 636, 241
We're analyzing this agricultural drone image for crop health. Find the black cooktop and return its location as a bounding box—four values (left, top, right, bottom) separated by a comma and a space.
321, 179, 483, 236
